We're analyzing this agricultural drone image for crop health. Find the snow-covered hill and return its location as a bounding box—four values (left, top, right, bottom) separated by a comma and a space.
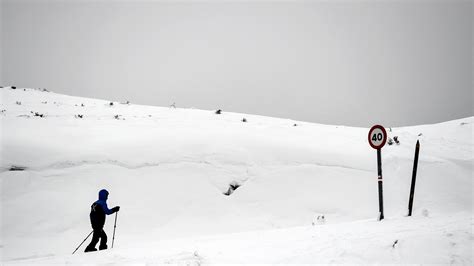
0, 87, 472, 264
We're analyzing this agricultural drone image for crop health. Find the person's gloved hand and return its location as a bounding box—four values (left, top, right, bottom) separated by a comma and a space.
112, 206, 120, 213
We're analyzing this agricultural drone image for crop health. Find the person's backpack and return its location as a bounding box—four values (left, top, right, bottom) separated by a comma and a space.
90, 202, 106, 228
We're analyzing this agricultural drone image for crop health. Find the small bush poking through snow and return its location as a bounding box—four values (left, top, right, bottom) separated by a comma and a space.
293, 123, 298, 127
9, 165, 26, 171
16, 101, 21, 105
215, 109, 222, 114
388, 138, 393, 146
75, 114, 83, 119
109, 102, 114, 106
33, 112, 45, 118
11, 86, 16, 89
394, 136, 400, 145
223, 182, 241, 196
114, 114, 125, 120
312, 215, 326, 226
242, 118, 247, 123
392, 240, 399, 248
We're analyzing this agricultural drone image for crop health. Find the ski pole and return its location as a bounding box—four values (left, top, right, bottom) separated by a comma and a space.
112, 212, 118, 248
72, 231, 93, 254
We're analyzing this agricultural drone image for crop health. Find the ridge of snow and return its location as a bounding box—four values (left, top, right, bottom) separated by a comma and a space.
0, 87, 472, 264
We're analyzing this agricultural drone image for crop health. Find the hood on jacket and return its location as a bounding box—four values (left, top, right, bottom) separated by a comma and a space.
98, 189, 109, 201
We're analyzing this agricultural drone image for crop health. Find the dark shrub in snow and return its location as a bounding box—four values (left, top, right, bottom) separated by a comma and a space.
312, 215, 326, 226
114, 114, 125, 120
242, 118, 247, 122
394, 136, 400, 145
75, 114, 83, 119
388, 138, 393, 145
215, 109, 222, 114
9, 165, 26, 171
109, 102, 114, 106
11, 86, 16, 89
34, 112, 44, 118
392, 240, 399, 248
223, 182, 241, 196
16, 101, 21, 105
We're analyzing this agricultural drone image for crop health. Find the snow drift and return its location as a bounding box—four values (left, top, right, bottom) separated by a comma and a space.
0, 87, 472, 264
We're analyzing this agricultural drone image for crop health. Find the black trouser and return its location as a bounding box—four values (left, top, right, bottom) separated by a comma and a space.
86, 227, 107, 250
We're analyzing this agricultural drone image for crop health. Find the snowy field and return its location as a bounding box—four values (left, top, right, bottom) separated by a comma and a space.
0, 87, 472, 264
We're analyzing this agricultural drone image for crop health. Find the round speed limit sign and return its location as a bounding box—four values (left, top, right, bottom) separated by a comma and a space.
368, 125, 387, 149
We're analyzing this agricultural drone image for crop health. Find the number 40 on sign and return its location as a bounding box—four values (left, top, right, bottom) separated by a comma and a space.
368, 125, 387, 150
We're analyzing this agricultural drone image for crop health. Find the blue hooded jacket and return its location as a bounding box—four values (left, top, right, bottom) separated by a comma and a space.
96, 189, 113, 215
90, 189, 114, 228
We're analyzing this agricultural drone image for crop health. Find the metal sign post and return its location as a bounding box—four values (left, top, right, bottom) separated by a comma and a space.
377, 148, 384, 220
408, 140, 420, 216
368, 125, 387, 221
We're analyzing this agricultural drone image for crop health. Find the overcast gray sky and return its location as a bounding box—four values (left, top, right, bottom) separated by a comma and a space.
1, 0, 472, 127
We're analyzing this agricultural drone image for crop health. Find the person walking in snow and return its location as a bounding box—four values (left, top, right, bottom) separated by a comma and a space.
85, 189, 120, 252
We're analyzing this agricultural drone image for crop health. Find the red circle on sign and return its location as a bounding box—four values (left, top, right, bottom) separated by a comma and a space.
368, 125, 387, 149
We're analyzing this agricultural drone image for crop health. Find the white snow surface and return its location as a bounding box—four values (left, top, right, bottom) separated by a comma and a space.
0, 87, 472, 264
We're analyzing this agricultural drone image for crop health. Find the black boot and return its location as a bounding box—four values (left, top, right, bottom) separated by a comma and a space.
84, 246, 97, 252
99, 244, 107, 251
